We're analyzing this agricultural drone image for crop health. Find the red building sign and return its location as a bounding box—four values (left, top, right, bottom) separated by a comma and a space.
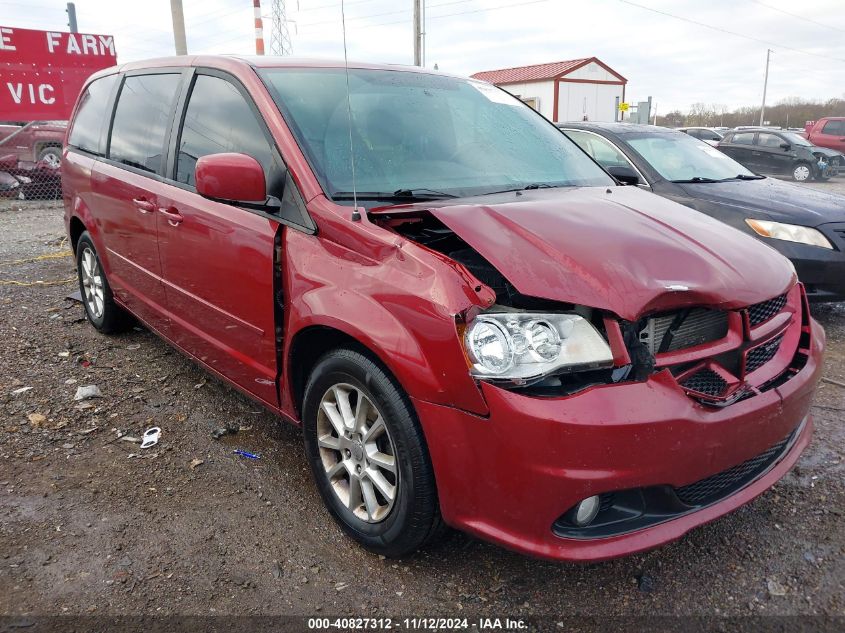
0, 26, 117, 121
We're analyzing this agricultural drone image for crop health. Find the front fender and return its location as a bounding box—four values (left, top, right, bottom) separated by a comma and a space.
283, 228, 490, 417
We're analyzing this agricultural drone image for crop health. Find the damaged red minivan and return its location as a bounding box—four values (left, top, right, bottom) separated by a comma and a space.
63, 56, 824, 561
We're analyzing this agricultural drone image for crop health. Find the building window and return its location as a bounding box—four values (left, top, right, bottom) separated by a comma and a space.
521, 97, 539, 111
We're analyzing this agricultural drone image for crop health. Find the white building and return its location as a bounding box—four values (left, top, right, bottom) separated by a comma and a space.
471, 57, 627, 123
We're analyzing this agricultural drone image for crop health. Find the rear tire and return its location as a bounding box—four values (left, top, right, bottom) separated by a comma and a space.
37, 146, 61, 168
302, 348, 443, 557
75, 231, 132, 334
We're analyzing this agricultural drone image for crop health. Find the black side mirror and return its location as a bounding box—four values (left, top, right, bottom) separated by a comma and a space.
607, 165, 641, 186
780, 143, 791, 150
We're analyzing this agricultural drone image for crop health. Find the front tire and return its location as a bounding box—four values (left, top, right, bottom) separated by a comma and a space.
302, 348, 442, 557
792, 162, 812, 182
76, 231, 132, 334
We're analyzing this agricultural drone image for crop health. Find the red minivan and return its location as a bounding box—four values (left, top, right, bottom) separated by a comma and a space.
63, 56, 824, 562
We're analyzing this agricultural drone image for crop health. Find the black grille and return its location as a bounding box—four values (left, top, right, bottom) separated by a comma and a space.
747, 294, 787, 327
675, 431, 793, 506
745, 335, 783, 374
639, 308, 729, 355
680, 368, 728, 397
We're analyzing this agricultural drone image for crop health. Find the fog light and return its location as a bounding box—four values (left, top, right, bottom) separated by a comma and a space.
572, 495, 601, 526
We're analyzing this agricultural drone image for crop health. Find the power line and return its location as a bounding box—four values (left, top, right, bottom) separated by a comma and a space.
299, 0, 547, 31
748, 0, 845, 35
616, 0, 845, 64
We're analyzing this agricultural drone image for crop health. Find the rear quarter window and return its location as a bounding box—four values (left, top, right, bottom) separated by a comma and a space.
67, 74, 118, 155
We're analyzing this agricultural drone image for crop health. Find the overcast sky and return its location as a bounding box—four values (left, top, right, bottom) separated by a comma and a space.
4, 0, 845, 113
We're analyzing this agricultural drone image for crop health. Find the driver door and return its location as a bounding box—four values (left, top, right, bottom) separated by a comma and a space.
156, 71, 288, 406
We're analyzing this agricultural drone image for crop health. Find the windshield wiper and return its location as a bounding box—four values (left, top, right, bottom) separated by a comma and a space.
671, 176, 721, 183
479, 183, 562, 196
331, 189, 458, 202
729, 174, 765, 180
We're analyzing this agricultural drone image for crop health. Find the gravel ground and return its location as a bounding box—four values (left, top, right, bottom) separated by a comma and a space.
0, 181, 843, 627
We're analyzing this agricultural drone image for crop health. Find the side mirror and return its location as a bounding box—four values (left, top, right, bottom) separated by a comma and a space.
780, 143, 791, 151
195, 153, 266, 203
606, 165, 641, 186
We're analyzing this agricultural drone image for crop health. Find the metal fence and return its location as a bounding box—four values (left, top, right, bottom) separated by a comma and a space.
0, 121, 66, 202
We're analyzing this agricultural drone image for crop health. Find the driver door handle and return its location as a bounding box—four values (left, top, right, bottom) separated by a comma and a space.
158, 206, 184, 226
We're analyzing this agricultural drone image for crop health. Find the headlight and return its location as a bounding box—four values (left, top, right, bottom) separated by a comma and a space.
464, 312, 613, 383
745, 219, 832, 249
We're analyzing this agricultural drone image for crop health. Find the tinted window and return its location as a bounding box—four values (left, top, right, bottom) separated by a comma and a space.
109, 74, 182, 173
176, 75, 281, 193
731, 132, 755, 145
68, 74, 118, 154
757, 133, 784, 148
822, 120, 845, 135
701, 130, 721, 141
685, 129, 702, 138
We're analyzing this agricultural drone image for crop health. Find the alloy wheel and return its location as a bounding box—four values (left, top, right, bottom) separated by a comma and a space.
42, 152, 61, 169
80, 247, 104, 319
316, 383, 398, 523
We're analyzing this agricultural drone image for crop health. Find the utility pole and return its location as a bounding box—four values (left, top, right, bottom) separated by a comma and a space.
170, 0, 188, 55
413, 0, 422, 66
759, 48, 771, 126
66, 2, 78, 33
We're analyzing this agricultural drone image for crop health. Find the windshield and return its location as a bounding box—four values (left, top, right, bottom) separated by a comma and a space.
780, 132, 812, 147
259, 68, 613, 202
626, 133, 757, 182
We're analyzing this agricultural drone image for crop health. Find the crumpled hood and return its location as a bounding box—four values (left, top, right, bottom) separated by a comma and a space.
678, 177, 845, 225
426, 187, 796, 321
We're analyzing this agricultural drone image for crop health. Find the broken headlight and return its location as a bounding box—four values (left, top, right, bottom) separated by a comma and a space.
464, 312, 613, 385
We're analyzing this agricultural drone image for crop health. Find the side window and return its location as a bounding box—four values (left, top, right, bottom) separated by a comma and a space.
702, 131, 721, 141
758, 133, 784, 148
822, 120, 844, 135
176, 74, 283, 196
686, 129, 701, 139
67, 74, 118, 154
109, 74, 182, 174
565, 130, 631, 169
731, 132, 755, 145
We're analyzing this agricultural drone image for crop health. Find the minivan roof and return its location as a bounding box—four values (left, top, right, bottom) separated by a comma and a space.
88, 54, 464, 81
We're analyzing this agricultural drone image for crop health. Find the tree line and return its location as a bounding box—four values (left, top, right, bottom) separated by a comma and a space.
658, 96, 845, 129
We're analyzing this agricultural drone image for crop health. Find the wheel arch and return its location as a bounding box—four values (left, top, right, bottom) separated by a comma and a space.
286, 323, 407, 422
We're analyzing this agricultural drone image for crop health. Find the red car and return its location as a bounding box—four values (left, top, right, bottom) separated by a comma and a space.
62, 57, 824, 562
0, 121, 65, 167
804, 117, 845, 155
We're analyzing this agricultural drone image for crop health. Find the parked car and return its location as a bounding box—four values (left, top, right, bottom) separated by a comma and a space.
0, 154, 62, 199
804, 118, 845, 154
677, 126, 723, 146
63, 57, 823, 562
0, 121, 66, 167
559, 122, 845, 302
717, 128, 840, 181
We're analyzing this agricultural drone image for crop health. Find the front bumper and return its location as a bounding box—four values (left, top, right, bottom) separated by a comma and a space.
777, 223, 845, 302
414, 318, 824, 562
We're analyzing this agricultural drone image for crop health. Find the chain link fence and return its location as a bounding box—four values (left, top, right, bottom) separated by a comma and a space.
0, 121, 66, 201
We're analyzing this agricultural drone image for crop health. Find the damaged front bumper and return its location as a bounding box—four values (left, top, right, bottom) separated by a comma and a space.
413, 312, 824, 562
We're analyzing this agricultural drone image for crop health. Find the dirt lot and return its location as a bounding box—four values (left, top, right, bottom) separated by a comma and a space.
1, 181, 843, 627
